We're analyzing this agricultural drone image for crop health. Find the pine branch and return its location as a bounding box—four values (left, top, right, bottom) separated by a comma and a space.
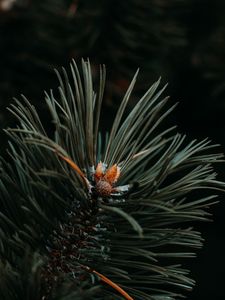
0, 59, 224, 300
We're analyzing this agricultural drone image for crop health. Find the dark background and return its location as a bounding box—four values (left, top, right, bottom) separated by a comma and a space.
0, 1, 225, 299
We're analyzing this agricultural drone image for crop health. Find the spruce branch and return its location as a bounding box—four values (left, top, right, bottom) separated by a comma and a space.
0, 59, 224, 300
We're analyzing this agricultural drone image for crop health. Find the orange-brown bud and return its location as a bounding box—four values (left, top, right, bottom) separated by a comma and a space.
104, 164, 120, 184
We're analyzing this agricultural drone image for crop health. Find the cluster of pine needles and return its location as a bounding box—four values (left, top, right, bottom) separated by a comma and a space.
0, 59, 224, 299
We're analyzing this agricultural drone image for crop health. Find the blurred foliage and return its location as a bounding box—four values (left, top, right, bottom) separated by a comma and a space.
190, 0, 225, 100
1, 1, 225, 122
0, 0, 190, 121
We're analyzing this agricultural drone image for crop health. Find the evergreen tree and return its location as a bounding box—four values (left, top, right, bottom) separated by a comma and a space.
1, 1, 225, 299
